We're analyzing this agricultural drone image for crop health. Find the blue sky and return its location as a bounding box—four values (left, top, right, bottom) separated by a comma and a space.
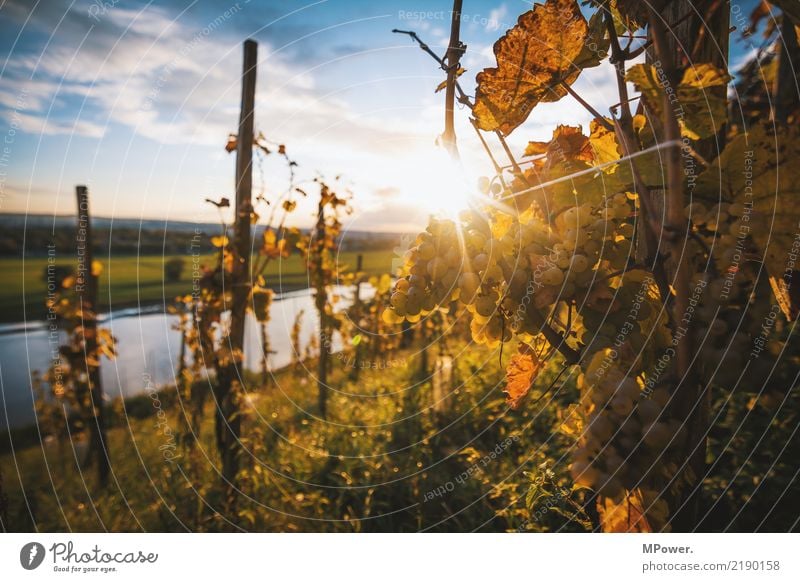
0, 0, 763, 231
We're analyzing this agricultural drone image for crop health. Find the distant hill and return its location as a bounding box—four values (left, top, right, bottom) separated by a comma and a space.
0, 213, 403, 257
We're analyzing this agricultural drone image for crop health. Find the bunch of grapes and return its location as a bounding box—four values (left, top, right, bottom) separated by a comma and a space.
684, 200, 778, 386
383, 178, 694, 525
383, 188, 640, 344
571, 354, 682, 512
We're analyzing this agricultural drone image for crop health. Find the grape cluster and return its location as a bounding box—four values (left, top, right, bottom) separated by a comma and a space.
383, 180, 691, 522
571, 356, 681, 514
383, 188, 639, 348
684, 200, 776, 386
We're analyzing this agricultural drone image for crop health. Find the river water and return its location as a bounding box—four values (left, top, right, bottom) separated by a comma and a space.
0, 286, 363, 429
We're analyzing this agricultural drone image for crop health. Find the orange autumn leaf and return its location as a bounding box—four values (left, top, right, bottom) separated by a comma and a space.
550, 125, 594, 166
523, 141, 549, 157
504, 345, 544, 409
473, 0, 606, 136
597, 491, 654, 532
225, 134, 237, 153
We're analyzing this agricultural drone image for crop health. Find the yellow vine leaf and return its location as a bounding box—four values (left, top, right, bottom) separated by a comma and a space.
557, 404, 584, 436
91, 260, 103, 277
225, 134, 237, 153
434, 67, 466, 93
608, 0, 648, 31
473, 0, 607, 136
504, 344, 544, 409
543, 125, 595, 167
597, 491, 653, 532
523, 140, 548, 157
588, 118, 621, 166
625, 63, 731, 141
210, 235, 229, 248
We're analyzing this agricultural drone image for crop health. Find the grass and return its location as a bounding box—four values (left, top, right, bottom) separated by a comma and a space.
0, 250, 395, 323
0, 341, 580, 532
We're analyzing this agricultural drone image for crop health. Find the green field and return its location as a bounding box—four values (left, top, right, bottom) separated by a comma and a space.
0, 249, 395, 323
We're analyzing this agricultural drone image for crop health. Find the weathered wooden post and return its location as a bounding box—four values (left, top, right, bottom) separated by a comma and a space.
75, 185, 110, 486
215, 39, 257, 500
313, 195, 330, 418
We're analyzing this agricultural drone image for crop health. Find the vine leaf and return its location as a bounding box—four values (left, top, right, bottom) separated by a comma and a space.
597, 493, 653, 532
210, 235, 229, 248
625, 63, 731, 140
588, 117, 621, 166
225, 134, 237, 153
473, 0, 607, 136
251, 287, 274, 322
504, 344, 544, 408
524, 125, 594, 166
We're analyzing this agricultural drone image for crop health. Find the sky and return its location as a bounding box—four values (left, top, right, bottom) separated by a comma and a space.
0, 0, 762, 232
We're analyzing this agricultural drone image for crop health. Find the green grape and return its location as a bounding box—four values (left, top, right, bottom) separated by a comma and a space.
426, 257, 447, 280
540, 266, 564, 286
390, 292, 407, 309
482, 263, 503, 283
475, 294, 496, 317
441, 268, 459, 289
617, 222, 635, 238
610, 394, 634, 416
458, 272, 481, 302
382, 308, 401, 325
589, 414, 614, 441
728, 202, 745, 217
636, 398, 662, 424
405, 297, 421, 316
473, 253, 490, 272
418, 241, 436, 261
642, 421, 671, 450
570, 253, 590, 273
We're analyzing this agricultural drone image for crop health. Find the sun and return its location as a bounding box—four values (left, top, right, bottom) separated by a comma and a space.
402, 147, 476, 218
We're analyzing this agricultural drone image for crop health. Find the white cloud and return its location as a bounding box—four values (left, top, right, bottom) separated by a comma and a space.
486, 4, 508, 32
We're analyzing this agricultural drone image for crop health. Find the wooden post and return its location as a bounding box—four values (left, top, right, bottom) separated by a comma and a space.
441, 0, 464, 158
354, 253, 364, 306
314, 195, 330, 418
176, 309, 187, 378
75, 185, 110, 486
215, 39, 257, 497
347, 253, 365, 381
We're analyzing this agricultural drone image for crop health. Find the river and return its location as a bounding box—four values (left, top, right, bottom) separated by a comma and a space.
0, 286, 365, 429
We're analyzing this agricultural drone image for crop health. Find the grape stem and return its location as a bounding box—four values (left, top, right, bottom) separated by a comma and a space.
391, 29, 473, 108
496, 257, 581, 364
529, 308, 582, 365
594, 263, 649, 284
